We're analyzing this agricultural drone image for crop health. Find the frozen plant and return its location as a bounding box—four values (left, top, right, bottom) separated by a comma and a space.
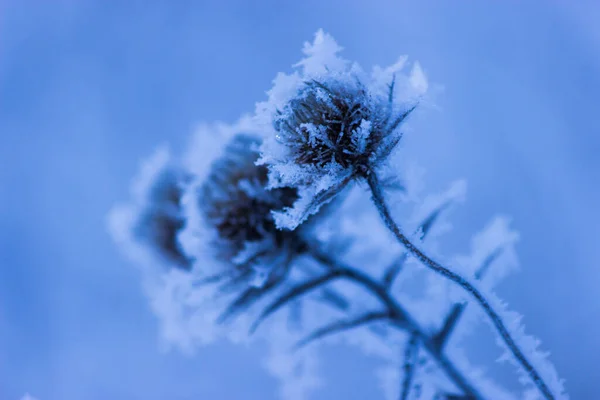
182, 132, 348, 320
109, 31, 567, 400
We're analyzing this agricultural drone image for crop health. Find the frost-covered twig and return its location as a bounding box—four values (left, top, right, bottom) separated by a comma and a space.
382, 198, 453, 289
433, 248, 504, 351
382, 252, 408, 289
252, 248, 484, 399
295, 310, 391, 349
295, 262, 350, 311
217, 274, 286, 323
365, 170, 555, 400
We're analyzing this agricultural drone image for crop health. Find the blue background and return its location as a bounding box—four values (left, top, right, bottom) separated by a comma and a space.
1, 1, 599, 399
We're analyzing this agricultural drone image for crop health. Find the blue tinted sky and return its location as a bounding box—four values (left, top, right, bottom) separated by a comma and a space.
1, 1, 599, 399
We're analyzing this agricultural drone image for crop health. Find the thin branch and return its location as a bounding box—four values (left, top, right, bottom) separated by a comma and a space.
417, 201, 451, 241
318, 288, 350, 310
387, 105, 418, 137
474, 247, 504, 281
249, 269, 344, 333
297, 174, 353, 225
309, 250, 483, 399
296, 260, 350, 311
366, 171, 555, 400
247, 246, 481, 398
216, 278, 280, 323
217, 257, 295, 323
298, 242, 390, 343
382, 200, 452, 289
400, 333, 419, 400
388, 74, 396, 107
442, 395, 474, 400
295, 310, 390, 349
433, 304, 466, 351
434, 247, 505, 351
382, 252, 408, 289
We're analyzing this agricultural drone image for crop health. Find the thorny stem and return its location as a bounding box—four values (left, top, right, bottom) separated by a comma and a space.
365, 171, 555, 400
309, 249, 483, 400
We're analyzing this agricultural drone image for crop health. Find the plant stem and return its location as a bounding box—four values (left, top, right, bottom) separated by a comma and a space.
400, 333, 419, 400
434, 247, 504, 351
309, 249, 483, 399
365, 171, 555, 400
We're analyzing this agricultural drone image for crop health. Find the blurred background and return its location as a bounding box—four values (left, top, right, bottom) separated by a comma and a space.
1, 1, 599, 399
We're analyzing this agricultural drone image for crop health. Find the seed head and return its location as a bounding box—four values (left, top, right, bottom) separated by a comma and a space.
198, 134, 302, 283
260, 75, 415, 230
132, 166, 193, 270
276, 77, 415, 176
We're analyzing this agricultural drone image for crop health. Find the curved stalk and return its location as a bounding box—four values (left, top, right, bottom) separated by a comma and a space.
366, 171, 555, 400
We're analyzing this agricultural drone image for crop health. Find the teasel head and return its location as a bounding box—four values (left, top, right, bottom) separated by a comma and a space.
127, 155, 194, 271
278, 78, 411, 170
260, 75, 416, 230
194, 133, 304, 288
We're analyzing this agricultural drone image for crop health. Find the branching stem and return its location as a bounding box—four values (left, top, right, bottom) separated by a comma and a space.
307, 249, 483, 399
365, 171, 555, 400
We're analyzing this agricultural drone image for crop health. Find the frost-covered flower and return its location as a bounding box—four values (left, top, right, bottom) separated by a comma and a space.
256, 30, 427, 230
131, 166, 193, 270
190, 133, 304, 287
108, 147, 193, 271
275, 78, 413, 173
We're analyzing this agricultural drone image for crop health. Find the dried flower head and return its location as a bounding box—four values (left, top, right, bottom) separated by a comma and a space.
197, 133, 302, 286
260, 75, 415, 230
116, 151, 193, 271
275, 77, 415, 175
134, 168, 192, 270
255, 31, 426, 230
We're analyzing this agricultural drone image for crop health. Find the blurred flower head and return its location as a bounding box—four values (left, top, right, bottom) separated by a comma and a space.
193, 133, 303, 286
108, 147, 193, 271
132, 166, 193, 270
